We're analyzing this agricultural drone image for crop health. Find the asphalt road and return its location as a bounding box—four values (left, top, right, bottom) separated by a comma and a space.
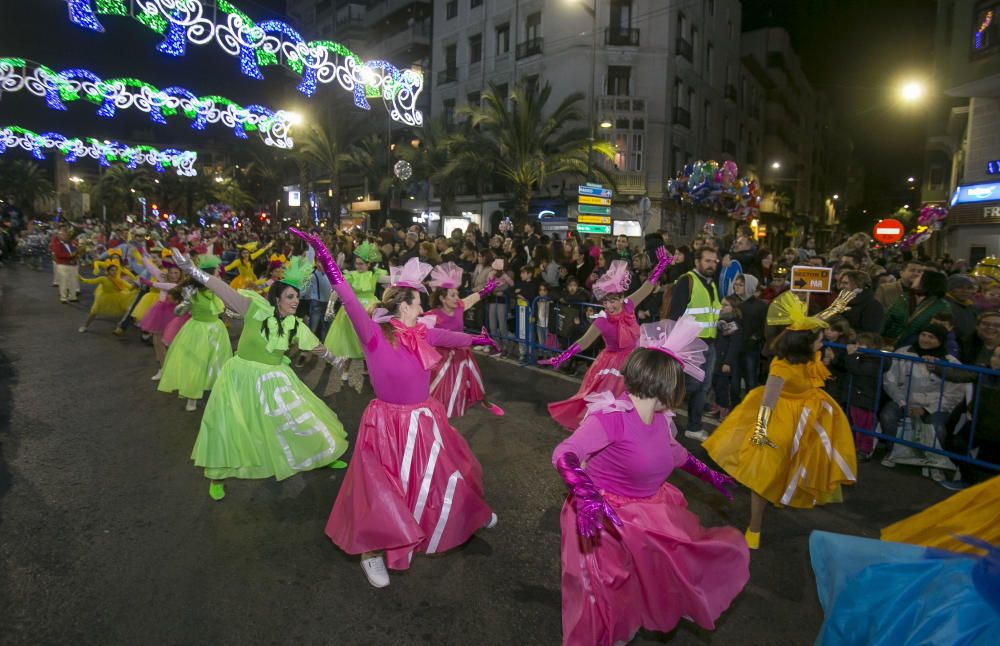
0, 265, 950, 646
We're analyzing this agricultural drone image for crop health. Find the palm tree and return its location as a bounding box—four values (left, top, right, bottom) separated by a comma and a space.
0, 160, 55, 215
464, 81, 616, 221
340, 133, 394, 207
212, 177, 255, 212
296, 122, 342, 211
93, 166, 156, 217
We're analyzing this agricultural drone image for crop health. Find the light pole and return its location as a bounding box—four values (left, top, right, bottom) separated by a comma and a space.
568, 0, 598, 182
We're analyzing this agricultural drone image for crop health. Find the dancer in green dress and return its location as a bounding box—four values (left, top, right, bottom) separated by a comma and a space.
157, 254, 234, 412
171, 250, 349, 501
324, 241, 388, 390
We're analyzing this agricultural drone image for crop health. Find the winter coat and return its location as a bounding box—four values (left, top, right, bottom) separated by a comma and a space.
843, 349, 891, 411
883, 345, 964, 413
843, 288, 885, 334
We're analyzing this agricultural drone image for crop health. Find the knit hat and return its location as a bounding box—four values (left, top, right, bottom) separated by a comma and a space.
921, 323, 949, 347
947, 274, 976, 291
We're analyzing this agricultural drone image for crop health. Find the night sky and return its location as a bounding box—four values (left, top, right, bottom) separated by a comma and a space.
2, 0, 938, 219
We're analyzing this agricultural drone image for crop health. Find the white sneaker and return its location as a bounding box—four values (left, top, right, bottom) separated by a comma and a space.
151, 369, 162, 381
684, 430, 709, 442
185, 399, 198, 412
361, 555, 390, 588
483, 513, 498, 529
77, 326, 87, 333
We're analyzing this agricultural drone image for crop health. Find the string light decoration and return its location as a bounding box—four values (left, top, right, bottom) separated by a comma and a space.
63, 0, 424, 126
0, 57, 294, 149
0, 125, 199, 176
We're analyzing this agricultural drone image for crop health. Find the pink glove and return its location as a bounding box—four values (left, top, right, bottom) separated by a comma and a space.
678, 453, 736, 500
647, 246, 674, 285
478, 277, 497, 298
470, 326, 500, 353
555, 453, 623, 538
538, 343, 581, 369
289, 227, 343, 286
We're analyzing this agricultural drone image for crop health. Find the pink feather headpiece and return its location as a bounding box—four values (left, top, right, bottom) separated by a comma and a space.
592, 260, 632, 300
638, 316, 709, 382
390, 257, 433, 293
428, 262, 464, 289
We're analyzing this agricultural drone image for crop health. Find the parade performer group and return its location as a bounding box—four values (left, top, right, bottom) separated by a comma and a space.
59, 224, 998, 645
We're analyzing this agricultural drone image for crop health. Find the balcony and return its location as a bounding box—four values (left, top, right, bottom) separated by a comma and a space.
725, 84, 737, 102
378, 20, 431, 59
675, 38, 693, 62
364, 0, 431, 27
437, 68, 458, 85
604, 27, 640, 47
516, 37, 544, 60
672, 106, 691, 128
610, 171, 646, 196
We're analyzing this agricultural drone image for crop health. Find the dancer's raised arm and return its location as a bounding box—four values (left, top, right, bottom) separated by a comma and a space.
171, 249, 249, 316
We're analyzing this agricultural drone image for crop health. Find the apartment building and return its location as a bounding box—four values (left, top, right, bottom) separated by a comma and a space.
430, 0, 768, 235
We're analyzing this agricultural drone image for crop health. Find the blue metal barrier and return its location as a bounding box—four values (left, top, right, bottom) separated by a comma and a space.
825, 341, 1000, 472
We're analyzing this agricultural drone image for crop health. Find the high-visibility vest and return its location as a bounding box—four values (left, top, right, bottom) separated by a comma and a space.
681, 271, 721, 339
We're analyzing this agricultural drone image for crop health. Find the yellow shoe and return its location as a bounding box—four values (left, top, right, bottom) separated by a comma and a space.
744, 529, 760, 550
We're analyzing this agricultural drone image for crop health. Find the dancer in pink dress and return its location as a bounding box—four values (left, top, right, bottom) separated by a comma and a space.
553, 316, 749, 646
543, 248, 672, 430
138, 252, 182, 381
426, 262, 504, 417
292, 229, 500, 589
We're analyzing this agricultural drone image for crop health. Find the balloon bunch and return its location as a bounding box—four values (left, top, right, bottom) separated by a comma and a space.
899, 225, 932, 251
498, 216, 513, 235
666, 159, 760, 220
917, 204, 949, 230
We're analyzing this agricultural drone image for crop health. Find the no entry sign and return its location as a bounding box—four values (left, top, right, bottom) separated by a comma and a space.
873, 219, 905, 244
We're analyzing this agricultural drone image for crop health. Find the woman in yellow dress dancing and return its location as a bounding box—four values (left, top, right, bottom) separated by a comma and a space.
703, 290, 859, 549
225, 240, 274, 290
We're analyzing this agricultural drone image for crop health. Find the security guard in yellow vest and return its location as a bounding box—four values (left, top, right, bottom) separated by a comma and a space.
666, 246, 721, 441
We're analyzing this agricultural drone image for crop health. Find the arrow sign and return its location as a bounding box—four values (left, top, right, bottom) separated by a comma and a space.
578, 195, 612, 206
789, 266, 833, 293
578, 185, 613, 199
579, 204, 612, 216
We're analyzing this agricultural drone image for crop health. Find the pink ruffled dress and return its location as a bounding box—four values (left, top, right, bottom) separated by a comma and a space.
553, 394, 749, 646
548, 299, 640, 430
325, 283, 493, 570
138, 281, 178, 334
426, 302, 487, 417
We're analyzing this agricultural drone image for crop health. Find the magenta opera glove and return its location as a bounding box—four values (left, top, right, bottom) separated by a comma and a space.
470, 327, 500, 353
647, 246, 674, 285
478, 277, 497, 298
555, 453, 623, 538
678, 453, 736, 500
538, 343, 581, 369
289, 227, 344, 286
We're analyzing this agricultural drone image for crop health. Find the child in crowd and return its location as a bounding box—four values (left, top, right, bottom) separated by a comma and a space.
846, 332, 892, 461
536, 283, 551, 357
514, 264, 541, 359
929, 310, 960, 357
711, 295, 744, 419
822, 317, 856, 409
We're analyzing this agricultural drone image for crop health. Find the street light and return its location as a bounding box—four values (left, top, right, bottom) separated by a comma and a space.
566, 0, 598, 181
284, 111, 304, 126
907, 176, 916, 183
69, 176, 83, 184
599, 119, 613, 129
832, 194, 840, 200
771, 161, 781, 170
215, 176, 224, 183
899, 80, 926, 103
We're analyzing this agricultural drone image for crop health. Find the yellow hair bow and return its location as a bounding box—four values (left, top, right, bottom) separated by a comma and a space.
766, 291, 828, 331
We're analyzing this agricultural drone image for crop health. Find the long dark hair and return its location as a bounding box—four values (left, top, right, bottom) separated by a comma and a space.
770, 328, 820, 364
262, 281, 300, 343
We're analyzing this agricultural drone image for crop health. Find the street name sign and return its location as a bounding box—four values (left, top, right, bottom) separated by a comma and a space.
578, 204, 612, 216
578, 195, 612, 206
577, 223, 612, 234
578, 215, 612, 224
578, 185, 613, 199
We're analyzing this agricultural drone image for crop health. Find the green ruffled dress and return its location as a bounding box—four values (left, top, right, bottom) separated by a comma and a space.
191, 290, 349, 481
323, 269, 386, 359
157, 290, 233, 400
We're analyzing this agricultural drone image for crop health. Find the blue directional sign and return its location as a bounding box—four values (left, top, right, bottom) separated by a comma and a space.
578, 185, 613, 199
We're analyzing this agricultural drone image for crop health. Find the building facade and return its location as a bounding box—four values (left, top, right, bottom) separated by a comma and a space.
924, 0, 1000, 262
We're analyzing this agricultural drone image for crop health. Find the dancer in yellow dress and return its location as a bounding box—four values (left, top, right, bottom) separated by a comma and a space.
881, 474, 1000, 554
77, 251, 139, 333
225, 240, 274, 290
703, 290, 859, 549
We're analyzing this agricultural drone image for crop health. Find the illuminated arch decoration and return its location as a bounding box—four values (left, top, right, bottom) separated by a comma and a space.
0, 58, 294, 148
0, 125, 199, 176
63, 0, 424, 126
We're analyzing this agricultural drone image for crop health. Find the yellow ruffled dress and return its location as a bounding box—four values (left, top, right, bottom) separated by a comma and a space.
881, 475, 1000, 554
703, 354, 857, 509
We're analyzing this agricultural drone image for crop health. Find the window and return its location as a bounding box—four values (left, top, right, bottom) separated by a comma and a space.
674, 79, 684, 106
467, 91, 481, 107
704, 99, 711, 134
471, 0, 483, 8
706, 42, 714, 80
446, 1, 458, 20
469, 33, 482, 64
445, 44, 457, 70
526, 11, 542, 41
687, 88, 695, 111
677, 12, 687, 39
606, 65, 631, 96
443, 98, 456, 125
708, 0, 715, 16
672, 146, 683, 175
630, 133, 643, 172
496, 23, 510, 55
496, 83, 509, 103
610, 0, 632, 29
972, 1, 999, 57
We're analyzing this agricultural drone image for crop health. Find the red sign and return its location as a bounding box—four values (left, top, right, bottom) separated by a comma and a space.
873, 218, 905, 244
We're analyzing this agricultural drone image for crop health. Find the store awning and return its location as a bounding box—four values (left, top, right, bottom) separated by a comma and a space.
947, 200, 1000, 227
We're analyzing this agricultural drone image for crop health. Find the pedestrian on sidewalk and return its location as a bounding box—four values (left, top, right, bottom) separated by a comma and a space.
553, 316, 748, 645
